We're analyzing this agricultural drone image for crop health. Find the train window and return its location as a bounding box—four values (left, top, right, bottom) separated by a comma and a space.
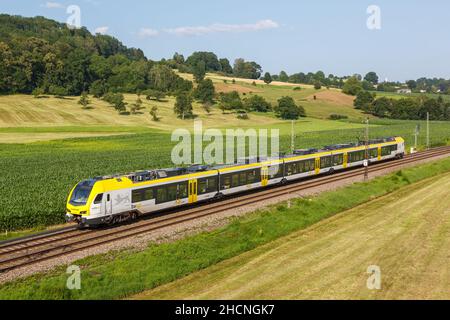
156, 188, 167, 204
239, 172, 247, 185
381, 145, 396, 156
247, 170, 257, 183
198, 179, 208, 195
221, 175, 232, 189
207, 177, 217, 193
286, 163, 293, 176
94, 193, 103, 204
167, 185, 177, 201
298, 161, 305, 173
332, 154, 343, 166
178, 182, 188, 198
349, 151, 365, 163
132, 190, 142, 203
269, 165, 283, 179
369, 148, 378, 159
144, 188, 154, 201
304, 159, 315, 172
320, 156, 332, 169
107, 194, 110, 202
231, 174, 239, 187
292, 162, 299, 174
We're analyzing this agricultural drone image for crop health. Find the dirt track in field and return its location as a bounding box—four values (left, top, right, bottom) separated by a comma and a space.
133, 173, 450, 300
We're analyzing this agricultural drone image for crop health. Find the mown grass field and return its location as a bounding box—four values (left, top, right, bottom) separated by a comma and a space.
135, 172, 450, 300
1, 158, 449, 299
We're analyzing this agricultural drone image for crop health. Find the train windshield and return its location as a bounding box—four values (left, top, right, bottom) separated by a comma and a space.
69, 180, 95, 206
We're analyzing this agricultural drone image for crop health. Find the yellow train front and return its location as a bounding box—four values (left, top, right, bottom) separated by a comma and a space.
66, 137, 405, 227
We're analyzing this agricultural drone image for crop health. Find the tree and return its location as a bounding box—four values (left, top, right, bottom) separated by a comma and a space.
143, 89, 166, 101
279, 71, 289, 82
194, 79, 215, 103
89, 80, 108, 98
129, 96, 143, 114
406, 80, 417, 90
354, 91, 375, 111
149, 106, 159, 121
104, 92, 126, 113
342, 76, 363, 96
233, 58, 262, 79
32, 87, 45, 98
78, 92, 91, 109
193, 61, 206, 83
263, 72, 272, 85
186, 52, 221, 72
364, 72, 379, 85
219, 91, 243, 112
314, 81, 322, 90
219, 58, 233, 74
172, 52, 185, 64
174, 92, 193, 119
243, 95, 272, 112
49, 85, 68, 98
274, 96, 306, 120
361, 80, 375, 91
372, 97, 392, 118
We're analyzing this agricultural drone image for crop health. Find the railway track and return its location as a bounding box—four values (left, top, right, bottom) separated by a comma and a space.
1, 146, 449, 274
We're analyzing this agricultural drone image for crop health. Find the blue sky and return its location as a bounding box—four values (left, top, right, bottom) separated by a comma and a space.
1, 0, 450, 81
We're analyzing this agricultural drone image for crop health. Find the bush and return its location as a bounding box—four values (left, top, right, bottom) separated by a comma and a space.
329, 114, 349, 120
236, 110, 249, 120
243, 95, 272, 112
274, 96, 306, 120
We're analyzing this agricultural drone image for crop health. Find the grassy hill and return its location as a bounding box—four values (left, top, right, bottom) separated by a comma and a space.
0, 74, 375, 143
134, 172, 450, 300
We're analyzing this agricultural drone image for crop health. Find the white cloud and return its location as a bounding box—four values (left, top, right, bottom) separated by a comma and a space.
164, 19, 279, 36
95, 26, 109, 35
43, 1, 64, 9
138, 28, 159, 38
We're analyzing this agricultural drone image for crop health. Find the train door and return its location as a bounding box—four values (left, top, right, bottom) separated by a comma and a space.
315, 158, 321, 174
378, 146, 382, 160
105, 193, 112, 215
188, 179, 198, 203
261, 167, 269, 186
343, 153, 348, 168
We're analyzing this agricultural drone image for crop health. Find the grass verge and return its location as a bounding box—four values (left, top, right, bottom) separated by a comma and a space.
0, 157, 449, 299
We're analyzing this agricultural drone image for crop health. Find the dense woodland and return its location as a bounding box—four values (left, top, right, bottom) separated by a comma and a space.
0, 14, 192, 96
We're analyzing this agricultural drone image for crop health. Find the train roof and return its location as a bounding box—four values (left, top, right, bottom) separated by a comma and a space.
90, 137, 400, 183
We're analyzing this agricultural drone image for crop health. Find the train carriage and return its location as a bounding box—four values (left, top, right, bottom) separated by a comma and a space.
66, 137, 405, 227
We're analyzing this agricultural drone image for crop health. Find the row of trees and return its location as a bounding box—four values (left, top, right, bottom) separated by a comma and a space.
171, 85, 306, 121
265, 70, 380, 90
354, 91, 450, 120
165, 51, 263, 80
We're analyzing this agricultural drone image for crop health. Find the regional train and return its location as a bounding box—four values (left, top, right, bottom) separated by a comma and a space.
66, 137, 405, 226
